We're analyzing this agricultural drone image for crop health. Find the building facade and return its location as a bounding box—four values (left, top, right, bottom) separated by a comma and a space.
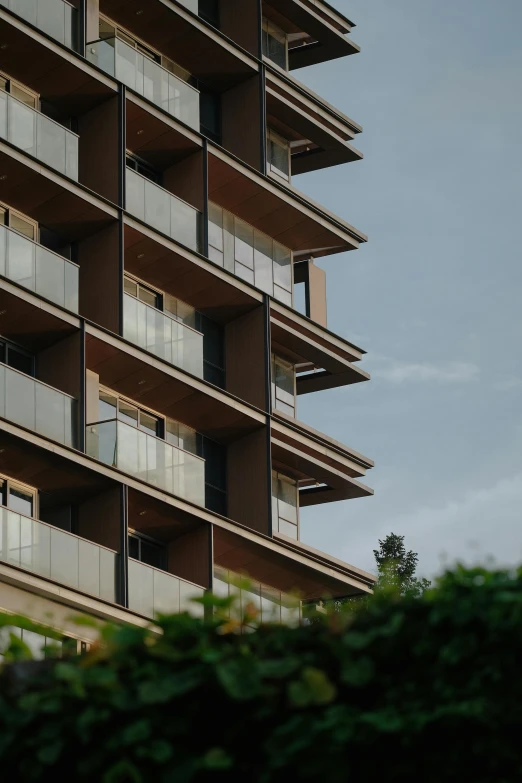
0, 0, 374, 653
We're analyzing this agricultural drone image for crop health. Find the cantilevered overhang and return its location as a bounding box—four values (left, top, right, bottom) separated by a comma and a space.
99, 0, 258, 91
265, 0, 360, 70
124, 219, 263, 323
0, 142, 118, 240
214, 525, 374, 599
86, 325, 266, 443
271, 415, 373, 506
271, 301, 370, 393
126, 94, 202, 169
208, 146, 366, 258
0, 9, 116, 115
266, 70, 362, 175
0, 279, 79, 350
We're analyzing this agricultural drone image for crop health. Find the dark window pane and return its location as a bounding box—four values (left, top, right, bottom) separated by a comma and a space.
203, 363, 225, 389
139, 411, 160, 438
205, 485, 227, 516
200, 315, 224, 372
200, 89, 221, 143
0, 341, 6, 364
140, 539, 165, 570
7, 347, 34, 377
199, 0, 219, 27
129, 535, 140, 560
203, 437, 227, 491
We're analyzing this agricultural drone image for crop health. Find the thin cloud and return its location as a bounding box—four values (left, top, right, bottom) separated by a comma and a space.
374, 360, 479, 385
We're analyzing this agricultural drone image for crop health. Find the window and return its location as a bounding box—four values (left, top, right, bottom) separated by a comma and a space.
0, 476, 37, 519
208, 203, 293, 306
129, 532, 166, 570
200, 435, 227, 516
0, 337, 35, 378
267, 129, 291, 182
126, 153, 161, 185
272, 471, 299, 540
124, 274, 197, 329
262, 19, 288, 70
0, 202, 39, 242
199, 87, 221, 144
98, 390, 199, 456
271, 355, 296, 417
195, 314, 225, 389
0, 71, 39, 109
199, 0, 220, 27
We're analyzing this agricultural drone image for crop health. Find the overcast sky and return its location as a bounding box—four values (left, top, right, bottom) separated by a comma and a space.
295, 0, 522, 579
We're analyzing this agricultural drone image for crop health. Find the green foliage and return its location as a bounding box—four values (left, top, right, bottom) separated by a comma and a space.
1, 566, 521, 781
374, 532, 432, 596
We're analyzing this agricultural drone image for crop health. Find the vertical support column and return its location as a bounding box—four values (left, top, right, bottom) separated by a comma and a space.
259, 65, 267, 176
202, 139, 209, 257
263, 294, 273, 536
78, 319, 86, 453
117, 83, 126, 337
205, 525, 215, 619
118, 484, 129, 608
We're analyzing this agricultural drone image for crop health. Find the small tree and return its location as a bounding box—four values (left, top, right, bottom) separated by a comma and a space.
374, 532, 431, 597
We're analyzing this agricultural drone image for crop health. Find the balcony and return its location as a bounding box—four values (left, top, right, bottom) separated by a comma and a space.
86, 37, 200, 132
0, 223, 78, 312
128, 558, 204, 619
123, 293, 203, 378
0, 0, 78, 49
0, 363, 77, 448
126, 168, 201, 253
86, 418, 205, 506
0, 89, 79, 179
0, 506, 117, 601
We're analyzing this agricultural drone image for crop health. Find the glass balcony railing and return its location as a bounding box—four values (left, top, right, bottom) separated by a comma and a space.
0, 89, 78, 179
0, 363, 77, 448
126, 168, 201, 253
0, 506, 117, 602
213, 566, 301, 626
0, 223, 79, 312
129, 558, 204, 619
0, 0, 78, 49
86, 37, 200, 132
86, 419, 205, 506
123, 293, 203, 378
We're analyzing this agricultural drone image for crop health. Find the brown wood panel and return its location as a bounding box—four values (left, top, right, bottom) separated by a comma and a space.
163, 150, 204, 211
78, 222, 120, 333
38, 332, 81, 399
219, 0, 259, 56
225, 306, 266, 409
78, 95, 119, 203
227, 428, 270, 535
126, 99, 200, 169
222, 76, 262, 170
77, 485, 121, 551
0, 284, 77, 350
168, 523, 211, 588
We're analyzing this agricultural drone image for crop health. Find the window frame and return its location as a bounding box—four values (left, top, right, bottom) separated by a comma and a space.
0, 201, 39, 243
0, 473, 38, 520
267, 128, 291, 183
0, 336, 36, 379
0, 71, 40, 110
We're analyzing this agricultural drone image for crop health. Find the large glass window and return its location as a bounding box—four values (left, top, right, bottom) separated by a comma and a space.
262, 19, 288, 70
0, 337, 35, 378
200, 435, 227, 516
272, 471, 299, 540
267, 129, 291, 182
129, 532, 166, 570
208, 204, 293, 306
0, 476, 36, 518
271, 355, 296, 417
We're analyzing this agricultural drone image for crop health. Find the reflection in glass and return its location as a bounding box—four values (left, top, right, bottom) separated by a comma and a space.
0, 507, 116, 601
0, 89, 78, 178
86, 419, 205, 506
86, 36, 200, 131
272, 471, 299, 540
208, 203, 293, 306
0, 0, 77, 49
128, 557, 204, 619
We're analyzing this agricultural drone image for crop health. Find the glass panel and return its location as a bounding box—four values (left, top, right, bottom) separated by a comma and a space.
50, 526, 79, 589
128, 558, 154, 617
123, 294, 204, 378
124, 277, 137, 297
208, 202, 223, 251
86, 38, 116, 77
269, 134, 290, 179
179, 578, 204, 617
36, 113, 66, 174
35, 381, 66, 444
126, 169, 145, 222
171, 195, 200, 253
99, 548, 116, 602
274, 357, 295, 412
153, 568, 180, 615
273, 243, 292, 291
8, 487, 33, 516
254, 231, 273, 293
98, 391, 117, 422
35, 245, 65, 305
0, 90, 7, 143
234, 218, 254, 269
276, 475, 298, 525
9, 83, 36, 108
6, 228, 35, 291
65, 130, 78, 180
145, 177, 171, 236
273, 284, 292, 306
278, 518, 298, 539
8, 93, 36, 158
5, 366, 36, 431
118, 400, 138, 427
78, 538, 101, 596
139, 411, 160, 438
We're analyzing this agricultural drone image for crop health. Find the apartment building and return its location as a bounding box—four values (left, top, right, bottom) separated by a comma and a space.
0, 0, 374, 653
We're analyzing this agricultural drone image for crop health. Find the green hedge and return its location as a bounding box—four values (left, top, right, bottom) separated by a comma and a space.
0, 566, 521, 782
